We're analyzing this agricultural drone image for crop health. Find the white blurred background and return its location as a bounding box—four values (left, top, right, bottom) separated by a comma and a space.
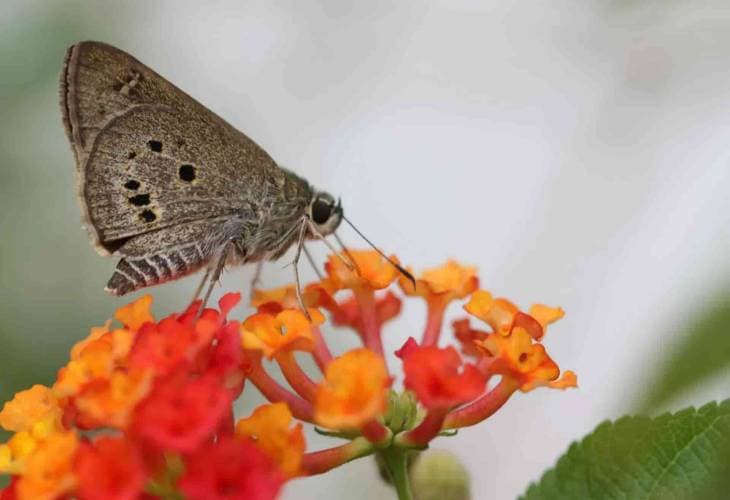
2, 1, 730, 498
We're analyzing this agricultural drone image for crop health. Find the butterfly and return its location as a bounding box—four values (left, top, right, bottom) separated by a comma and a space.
60, 41, 409, 309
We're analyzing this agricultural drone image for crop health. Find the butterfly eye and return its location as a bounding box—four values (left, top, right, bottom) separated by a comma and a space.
312, 198, 333, 225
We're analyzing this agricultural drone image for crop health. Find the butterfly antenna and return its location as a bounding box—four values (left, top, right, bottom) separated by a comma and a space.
342, 215, 416, 287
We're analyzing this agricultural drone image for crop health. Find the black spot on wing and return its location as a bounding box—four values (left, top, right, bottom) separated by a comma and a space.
179, 164, 196, 182
139, 209, 156, 223
147, 140, 162, 152
129, 194, 150, 206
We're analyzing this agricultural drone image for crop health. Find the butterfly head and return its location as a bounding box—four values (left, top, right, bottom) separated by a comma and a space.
308, 191, 343, 236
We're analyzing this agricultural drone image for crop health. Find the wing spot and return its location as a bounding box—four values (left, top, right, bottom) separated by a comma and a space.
140, 209, 157, 223
129, 194, 151, 206
128, 151, 137, 160
124, 180, 140, 190
179, 164, 196, 182
147, 140, 162, 153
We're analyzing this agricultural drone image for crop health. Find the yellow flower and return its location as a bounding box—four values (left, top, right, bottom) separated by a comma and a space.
314, 348, 391, 430
16, 431, 78, 500
400, 260, 478, 305
114, 294, 154, 331
0, 431, 38, 474
325, 250, 401, 291
0, 385, 62, 435
236, 402, 305, 477
241, 309, 324, 359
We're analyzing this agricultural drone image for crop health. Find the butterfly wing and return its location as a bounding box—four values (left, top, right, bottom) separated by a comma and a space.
60, 41, 279, 255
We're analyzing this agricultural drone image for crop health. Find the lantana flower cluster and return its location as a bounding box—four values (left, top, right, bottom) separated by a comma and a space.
0, 250, 576, 499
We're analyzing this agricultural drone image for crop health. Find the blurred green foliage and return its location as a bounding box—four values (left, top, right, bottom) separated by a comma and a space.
0, 2, 138, 407
640, 289, 730, 412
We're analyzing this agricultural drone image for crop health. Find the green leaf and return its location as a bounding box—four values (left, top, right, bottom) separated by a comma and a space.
522, 400, 730, 500
640, 291, 730, 411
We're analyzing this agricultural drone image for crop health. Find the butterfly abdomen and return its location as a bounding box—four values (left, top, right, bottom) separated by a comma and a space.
105, 245, 207, 295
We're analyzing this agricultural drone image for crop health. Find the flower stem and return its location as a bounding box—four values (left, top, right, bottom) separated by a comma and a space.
422, 299, 446, 346
277, 351, 318, 401
380, 448, 413, 500
396, 408, 447, 448
443, 378, 518, 429
247, 362, 315, 422
311, 326, 334, 372
300, 437, 374, 476
354, 287, 384, 356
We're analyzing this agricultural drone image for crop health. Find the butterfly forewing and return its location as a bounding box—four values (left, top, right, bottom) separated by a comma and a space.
60, 41, 280, 255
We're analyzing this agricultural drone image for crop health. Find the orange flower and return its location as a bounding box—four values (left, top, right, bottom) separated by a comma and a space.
54, 337, 114, 398
0, 432, 37, 474
114, 294, 154, 331
54, 324, 134, 399
529, 303, 566, 330
0, 386, 64, 475
16, 431, 78, 500
399, 260, 478, 305
0, 385, 62, 436
250, 284, 318, 309
235, 403, 305, 477
314, 348, 391, 430
464, 290, 520, 336
241, 309, 324, 359
325, 250, 401, 291
465, 289, 576, 392
73, 369, 152, 429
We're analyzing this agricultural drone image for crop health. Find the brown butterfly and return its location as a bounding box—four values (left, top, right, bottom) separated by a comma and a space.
60, 41, 408, 308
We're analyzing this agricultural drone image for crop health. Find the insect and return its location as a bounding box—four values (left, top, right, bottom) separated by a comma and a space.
60, 41, 409, 309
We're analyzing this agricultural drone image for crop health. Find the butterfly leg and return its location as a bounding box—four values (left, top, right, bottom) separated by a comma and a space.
190, 267, 212, 305
248, 259, 266, 300
198, 242, 232, 317
292, 219, 311, 320
302, 243, 324, 281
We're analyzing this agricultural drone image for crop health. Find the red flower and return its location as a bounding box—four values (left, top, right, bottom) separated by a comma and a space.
128, 293, 240, 378
207, 322, 245, 381
330, 291, 402, 334
394, 337, 419, 359
0, 478, 17, 500
131, 372, 233, 453
128, 316, 211, 377
74, 435, 146, 500
178, 436, 283, 500
452, 319, 489, 358
400, 344, 486, 410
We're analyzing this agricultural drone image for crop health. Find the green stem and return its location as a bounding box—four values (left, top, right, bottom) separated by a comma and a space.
381, 449, 413, 500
